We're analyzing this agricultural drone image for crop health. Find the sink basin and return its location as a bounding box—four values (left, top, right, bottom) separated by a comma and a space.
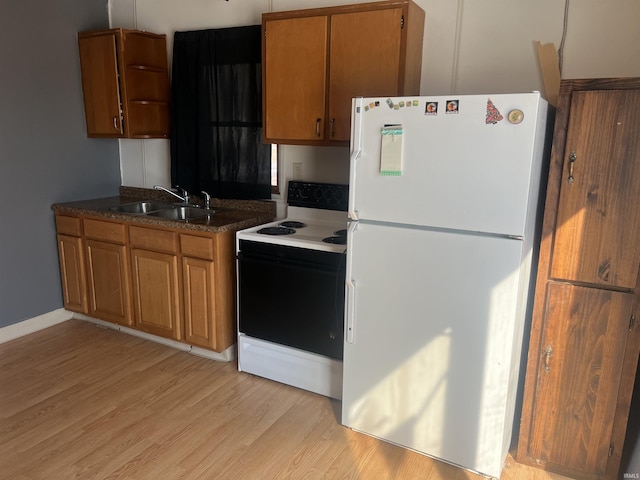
147, 206, 216, 221
107, 201, 173, 214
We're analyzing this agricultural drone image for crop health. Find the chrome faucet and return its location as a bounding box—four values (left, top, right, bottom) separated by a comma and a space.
201, 191, 211, 209
153, 185, 190, 204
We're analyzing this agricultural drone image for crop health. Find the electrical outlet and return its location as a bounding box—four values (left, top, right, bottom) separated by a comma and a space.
293, 162, 303, 179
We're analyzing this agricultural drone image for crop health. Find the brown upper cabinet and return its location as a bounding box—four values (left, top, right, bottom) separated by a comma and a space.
262, 0, 425, 145
78, 28, 170, 139
517, 78, 640, 480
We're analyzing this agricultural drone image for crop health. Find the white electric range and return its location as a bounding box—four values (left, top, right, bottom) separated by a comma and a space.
235, 181, 348, 399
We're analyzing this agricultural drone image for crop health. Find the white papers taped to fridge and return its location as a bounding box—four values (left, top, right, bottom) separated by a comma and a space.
380, 125, 403, 176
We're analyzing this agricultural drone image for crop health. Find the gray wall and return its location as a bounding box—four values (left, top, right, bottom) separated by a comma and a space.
0, 0, 121, 327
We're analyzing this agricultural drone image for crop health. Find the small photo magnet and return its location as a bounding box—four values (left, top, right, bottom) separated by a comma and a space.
446, 100, 459, 114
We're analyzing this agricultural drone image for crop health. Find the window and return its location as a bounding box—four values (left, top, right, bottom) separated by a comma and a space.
170, 26, 272, 199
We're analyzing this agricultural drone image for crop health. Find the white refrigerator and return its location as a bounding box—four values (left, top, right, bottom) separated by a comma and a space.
342, 93, 550, 478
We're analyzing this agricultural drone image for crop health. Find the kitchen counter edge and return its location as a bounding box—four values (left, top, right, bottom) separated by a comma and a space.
51, 195, 276, 234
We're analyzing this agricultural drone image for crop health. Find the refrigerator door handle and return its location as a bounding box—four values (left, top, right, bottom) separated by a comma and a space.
348, 98, 363, 221
345, 279, 355, 343
345, 221, 357, 343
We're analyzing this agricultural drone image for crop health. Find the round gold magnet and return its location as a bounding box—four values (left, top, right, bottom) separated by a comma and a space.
508, 109, 524, 124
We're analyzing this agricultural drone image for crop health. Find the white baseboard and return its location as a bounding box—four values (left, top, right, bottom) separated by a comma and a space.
74, 313, 236, 362
0, 310, 236, 363
0, 308, 72, 344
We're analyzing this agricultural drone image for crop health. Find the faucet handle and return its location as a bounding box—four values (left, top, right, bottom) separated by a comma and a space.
201, 191, 211, 209
174, 185, 189, 203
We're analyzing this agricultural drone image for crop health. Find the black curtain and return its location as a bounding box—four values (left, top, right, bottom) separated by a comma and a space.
170, 26, 271, 199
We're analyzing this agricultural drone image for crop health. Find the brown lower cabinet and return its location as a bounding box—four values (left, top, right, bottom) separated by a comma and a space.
517, 77, 640, 479
131, 248, 181, 340
129, 225, 181, 340
54, 214, 237, 354
56, 234, 88, 314
84, 219, 133, 326
181, 232, 235, 351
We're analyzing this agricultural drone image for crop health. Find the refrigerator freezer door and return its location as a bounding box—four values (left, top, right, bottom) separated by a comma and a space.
349, 94, 548, 237
342, 222, 525, 478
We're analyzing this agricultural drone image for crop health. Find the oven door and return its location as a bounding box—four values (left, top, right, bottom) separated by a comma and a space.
237, 240, 346, 360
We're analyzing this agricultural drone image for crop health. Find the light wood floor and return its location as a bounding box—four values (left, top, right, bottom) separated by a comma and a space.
0, 320, 574, 480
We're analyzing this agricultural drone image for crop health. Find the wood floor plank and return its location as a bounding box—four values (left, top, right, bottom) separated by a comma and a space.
0, 320, 575, 479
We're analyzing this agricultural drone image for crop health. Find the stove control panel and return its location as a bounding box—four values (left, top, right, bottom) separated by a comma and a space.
287, 181, 349, 211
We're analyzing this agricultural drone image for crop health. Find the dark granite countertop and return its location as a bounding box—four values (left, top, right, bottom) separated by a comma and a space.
52, 186, 276, 234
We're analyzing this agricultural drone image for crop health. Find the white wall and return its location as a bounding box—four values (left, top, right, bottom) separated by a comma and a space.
110, 0, 640, 215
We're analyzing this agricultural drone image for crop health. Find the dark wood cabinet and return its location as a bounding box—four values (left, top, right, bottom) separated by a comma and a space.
517, 78, 640, 479
262, 0, 424, 145
78, 28, 170, 139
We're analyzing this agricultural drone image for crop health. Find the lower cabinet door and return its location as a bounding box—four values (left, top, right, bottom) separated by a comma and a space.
85, 239, 133, 325
524, 282, 633, 477
182, 256, 216, 350
131, 248, 181, 340
57, 234, 88, 314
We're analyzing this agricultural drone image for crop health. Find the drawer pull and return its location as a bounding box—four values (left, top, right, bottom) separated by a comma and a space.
543, 345, 553, 372
567, 151, 576, 184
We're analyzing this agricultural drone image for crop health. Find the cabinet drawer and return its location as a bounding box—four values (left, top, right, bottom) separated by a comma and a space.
56, 215, 82, 236
181, 234, 215, 260
130, 225, 178, 253
83, 218, 127, 243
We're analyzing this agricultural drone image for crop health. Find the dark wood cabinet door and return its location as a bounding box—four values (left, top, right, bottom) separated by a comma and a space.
550, 90, 640, 289
527, 282, 633, 476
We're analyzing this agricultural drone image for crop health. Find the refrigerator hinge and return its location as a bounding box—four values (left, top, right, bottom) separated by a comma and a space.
401, 15, 405, 29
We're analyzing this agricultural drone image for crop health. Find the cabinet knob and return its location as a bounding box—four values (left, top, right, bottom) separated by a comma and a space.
316, 118, 321, 137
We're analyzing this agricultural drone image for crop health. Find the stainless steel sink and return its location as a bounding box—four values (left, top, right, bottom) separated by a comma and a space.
106, 201, 174, 214
147, 206, 216, 221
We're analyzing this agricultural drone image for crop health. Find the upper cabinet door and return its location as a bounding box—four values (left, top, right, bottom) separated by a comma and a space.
263, 16, 328, 142
551, 89, 640, 288
78, 32, 123, 137
328, 8, 402, 142
261, 1, 424, 146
